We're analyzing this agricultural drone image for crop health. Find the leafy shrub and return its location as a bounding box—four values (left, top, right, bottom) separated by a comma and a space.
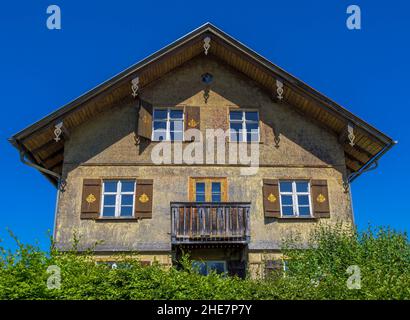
0, 225, 409, 300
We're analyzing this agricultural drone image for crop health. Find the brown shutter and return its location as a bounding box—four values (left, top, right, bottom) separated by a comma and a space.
311, 180, 330, 218
137, 99, 153, 140
184, 106, 200, 141
80, 179, 101, 219
263, 179, 281, 218
135, 179, 153, 219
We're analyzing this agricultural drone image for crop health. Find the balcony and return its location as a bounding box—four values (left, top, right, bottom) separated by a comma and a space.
170, 202, 251, 244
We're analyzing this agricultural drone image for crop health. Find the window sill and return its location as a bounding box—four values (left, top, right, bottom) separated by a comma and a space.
277, 216, 318, 221
96, 217, 139, 222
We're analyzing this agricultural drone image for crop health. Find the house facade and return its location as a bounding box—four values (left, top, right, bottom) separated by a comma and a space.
9, 24, 394, 278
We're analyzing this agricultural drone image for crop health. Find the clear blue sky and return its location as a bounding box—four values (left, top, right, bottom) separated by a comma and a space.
0, 1, 408, 251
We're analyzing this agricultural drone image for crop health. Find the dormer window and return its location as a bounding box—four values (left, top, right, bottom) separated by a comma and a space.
152, 108, 184, 141
229, 110, 259, 142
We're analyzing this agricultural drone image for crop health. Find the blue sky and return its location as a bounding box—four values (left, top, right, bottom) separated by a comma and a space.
0, 1, 408, 251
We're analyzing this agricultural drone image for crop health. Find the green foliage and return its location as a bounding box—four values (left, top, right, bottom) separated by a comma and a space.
0, 225, 409, 300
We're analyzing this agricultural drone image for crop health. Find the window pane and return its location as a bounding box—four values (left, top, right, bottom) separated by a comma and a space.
247, 132, 259, 142
153, 131, 166, 141
153, 109, 167, 120
230, 111, 243, 121
103, 195, 116, 206
230, 122, 243, 141
192, 261, 207, 275
170, 110, 183, 119
245, 111, 258, 122
212, 194, 221, 202
296, 181, 309, 193
120, 206, 133, 217
297, 195, 309, 206
121, 194, 133, 206
170, 131, 183, 141
245, 122, 259, 133
121, 181, 135, 192
280, 182, 292, 193
207, 261, 225, 275
153, 121, 166, 130
170, 120, 183, 131
196, 194, 205, 202
196, 183, 205, 193
282, 206, 294, 216
104, 181, 117, 193
212, 182, 221, 193
281, 195, 293, 206
102, 206, 115, 217
299, 206, 311, 216
246, 123, 259, 142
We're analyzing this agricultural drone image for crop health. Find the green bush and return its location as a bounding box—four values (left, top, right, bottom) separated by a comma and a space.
0, 225, 409, 300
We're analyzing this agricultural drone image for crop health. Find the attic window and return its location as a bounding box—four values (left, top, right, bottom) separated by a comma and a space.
152, 108, 184, 141
229, 110, 259, 142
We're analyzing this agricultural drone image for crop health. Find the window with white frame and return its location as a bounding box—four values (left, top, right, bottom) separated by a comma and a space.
101, 180, 135, 218
152, 108, 184, 141
279, 181, 312, 217
229, 110, 259, 142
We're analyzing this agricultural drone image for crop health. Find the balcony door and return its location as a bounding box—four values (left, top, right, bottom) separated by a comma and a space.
189, 178, 227, 202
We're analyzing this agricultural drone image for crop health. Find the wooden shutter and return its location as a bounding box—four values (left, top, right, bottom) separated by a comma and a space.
135, 179, 153, 219
311, 180, 330, 218
137, 99, 153, 140
184, 106, 200, 141
80, 179, 101, 219
263, 179, 281, 218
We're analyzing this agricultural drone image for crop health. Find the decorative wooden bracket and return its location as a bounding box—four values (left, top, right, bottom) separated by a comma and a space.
53, 122, 63, 142
53, 121, 69, 142
275, 79, 284, 101
342, 180, 350, 193
203, 87, 210, 104
203, 36, 211, 55
348, 123, 355, 147
134, 134, 141, 145
131, 77, 139, 98
272, 126, 280, 148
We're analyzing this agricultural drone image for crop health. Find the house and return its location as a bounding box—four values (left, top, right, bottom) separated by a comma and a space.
9, 23, 395, 278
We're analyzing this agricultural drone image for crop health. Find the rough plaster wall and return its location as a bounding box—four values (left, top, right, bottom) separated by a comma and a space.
56, 55, 352, 252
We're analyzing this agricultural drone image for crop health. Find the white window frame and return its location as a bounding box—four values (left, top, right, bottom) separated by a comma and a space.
279, 180, 312, 217
101, 180, 136, 218
229, 110, 260, 142
152, 108, 184, 141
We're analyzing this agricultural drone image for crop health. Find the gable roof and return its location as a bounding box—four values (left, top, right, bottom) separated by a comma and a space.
9, 23, 395, 186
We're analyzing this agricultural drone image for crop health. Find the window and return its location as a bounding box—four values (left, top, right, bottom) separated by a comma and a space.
211, 182, 221, 202
192, 260, 227, 276
190, 178, 227, 202
279, 181, 312, 217
152, 108, 184, 141
195, 182, 221, 202
229, 110, 259, 142
196, 182, 206, 202
101, 180, 135, 218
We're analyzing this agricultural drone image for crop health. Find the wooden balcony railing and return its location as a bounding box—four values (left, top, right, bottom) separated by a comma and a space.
171, 202, 251, 244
